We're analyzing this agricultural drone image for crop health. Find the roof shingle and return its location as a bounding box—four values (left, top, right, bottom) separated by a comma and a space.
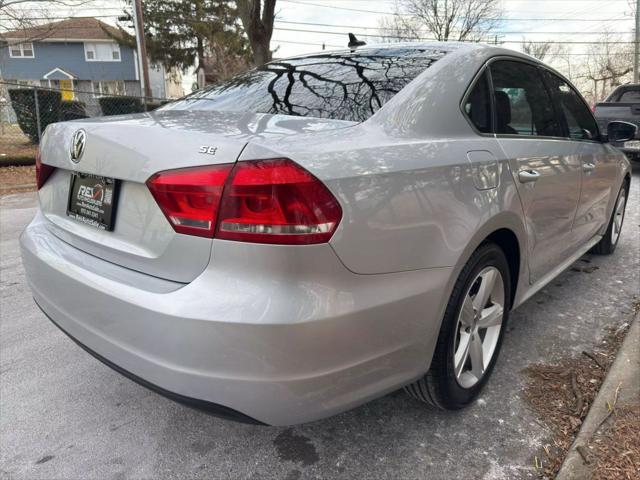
2, 17, 128, 42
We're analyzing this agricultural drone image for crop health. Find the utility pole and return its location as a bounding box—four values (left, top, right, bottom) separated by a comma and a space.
634, 0, 639, 83
132, 0, 152, 99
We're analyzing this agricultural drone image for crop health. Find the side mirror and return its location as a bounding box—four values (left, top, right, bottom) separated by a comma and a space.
607, 121, 638, 143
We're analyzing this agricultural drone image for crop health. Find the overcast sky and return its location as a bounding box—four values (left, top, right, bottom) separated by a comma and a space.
270, 0, 635, 57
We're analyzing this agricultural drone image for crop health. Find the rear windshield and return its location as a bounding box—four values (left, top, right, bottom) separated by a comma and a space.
165, 47, 447, 122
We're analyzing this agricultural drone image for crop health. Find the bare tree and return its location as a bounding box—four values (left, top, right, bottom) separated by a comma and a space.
577, 32, 634, 103
376, 11, 422, 42
378, 0, 503, 43
204, 41, 251, 84
236, 0, 276, 66
521, 39, 569, 62
521, 40, 554, 61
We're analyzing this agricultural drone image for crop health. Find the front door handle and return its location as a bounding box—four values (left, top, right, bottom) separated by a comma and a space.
583, 162, 596, 173
518, 169, 540, 183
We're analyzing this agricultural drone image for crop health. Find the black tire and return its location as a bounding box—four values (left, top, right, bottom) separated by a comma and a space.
405, 243, 511, 409
591, 183, 628, 255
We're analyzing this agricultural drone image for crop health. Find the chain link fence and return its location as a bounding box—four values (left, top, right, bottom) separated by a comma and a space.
0, 80, 169, 165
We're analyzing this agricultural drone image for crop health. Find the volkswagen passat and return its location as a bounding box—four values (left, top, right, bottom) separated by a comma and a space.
21, 43, 633, 425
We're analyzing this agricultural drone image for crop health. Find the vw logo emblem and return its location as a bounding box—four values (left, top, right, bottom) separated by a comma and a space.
70, 129, 86, 163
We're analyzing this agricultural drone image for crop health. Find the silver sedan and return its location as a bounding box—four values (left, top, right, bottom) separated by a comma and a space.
21, 42, 633, 425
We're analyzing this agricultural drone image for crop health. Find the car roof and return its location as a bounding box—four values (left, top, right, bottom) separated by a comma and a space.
274, 41, 545, 69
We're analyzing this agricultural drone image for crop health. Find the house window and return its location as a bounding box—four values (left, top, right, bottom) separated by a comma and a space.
85, 42, 121, 62
10, 79, 39, 87
92, 80, 126, 96
8, 42, 34, 58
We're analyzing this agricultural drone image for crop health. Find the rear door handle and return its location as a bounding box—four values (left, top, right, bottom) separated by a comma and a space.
583, 162, 596, 173
518, 169, 540, 183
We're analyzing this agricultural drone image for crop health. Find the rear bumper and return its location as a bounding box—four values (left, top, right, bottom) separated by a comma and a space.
37, 300, 264, 424
21, 211, 453, 425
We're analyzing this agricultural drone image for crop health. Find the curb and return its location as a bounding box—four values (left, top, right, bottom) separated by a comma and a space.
555, 313, 639, 480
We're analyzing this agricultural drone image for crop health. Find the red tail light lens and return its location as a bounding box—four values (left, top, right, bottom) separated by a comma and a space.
147, 164, 234, 238
35, 149, 55, 190
216, 159, 342, 245
148, 159, 342, 244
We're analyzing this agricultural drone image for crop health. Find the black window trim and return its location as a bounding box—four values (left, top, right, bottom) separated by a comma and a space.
537, 65, 603, 143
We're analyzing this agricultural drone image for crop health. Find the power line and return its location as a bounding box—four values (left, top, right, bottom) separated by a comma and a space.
6, 21, 625, 44
1, 19, 633, 49
1, 15, 632, 33
272, 25, 637, 44
274, 19, 631, 34
273, 38, 342, 48
279, 0, 632, 16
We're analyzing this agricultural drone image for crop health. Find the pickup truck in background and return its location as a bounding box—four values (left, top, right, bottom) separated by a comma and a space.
594, 84, 640, 161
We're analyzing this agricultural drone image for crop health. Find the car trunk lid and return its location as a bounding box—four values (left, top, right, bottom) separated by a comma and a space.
38, 110, 355, 282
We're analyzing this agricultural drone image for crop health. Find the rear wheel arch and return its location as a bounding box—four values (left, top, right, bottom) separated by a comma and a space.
453, 215, 526, 311
484, 228, 520, 310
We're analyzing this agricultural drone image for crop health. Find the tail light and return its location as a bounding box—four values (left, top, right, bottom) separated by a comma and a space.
35, 149, 55, 190
216, 159, 342, 244
147, 159, 342, 244
147, 164, 234, 237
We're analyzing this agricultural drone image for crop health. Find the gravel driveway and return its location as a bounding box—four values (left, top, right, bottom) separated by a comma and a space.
1, 170, 638, 480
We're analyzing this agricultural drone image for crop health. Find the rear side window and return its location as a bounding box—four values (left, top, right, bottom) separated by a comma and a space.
542, 70, 599, 140
464, 71, 492, 133
490, 60, 563, 137
619, 89, 640, 102
165, 48, 448, 122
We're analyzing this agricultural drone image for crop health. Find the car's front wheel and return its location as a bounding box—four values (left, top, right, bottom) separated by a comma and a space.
405, 243, 511, 409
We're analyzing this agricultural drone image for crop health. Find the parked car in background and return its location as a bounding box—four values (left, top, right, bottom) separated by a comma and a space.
21, 43, 633, 426
594, 84, 640, 161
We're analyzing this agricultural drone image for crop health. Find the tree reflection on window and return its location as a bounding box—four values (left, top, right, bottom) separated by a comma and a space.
174, 48, 448, 122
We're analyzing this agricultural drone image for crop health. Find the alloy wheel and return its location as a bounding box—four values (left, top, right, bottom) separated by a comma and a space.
610, 189, 626, 246
453, 266, 505, 389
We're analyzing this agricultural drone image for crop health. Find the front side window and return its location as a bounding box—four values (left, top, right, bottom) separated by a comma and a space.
542, 70, 599, 140
490, 60, 562, 137
85, 42, 121, 62
165, 48, 448, 122
9, 42, 34, 58
463, 70, 492, 133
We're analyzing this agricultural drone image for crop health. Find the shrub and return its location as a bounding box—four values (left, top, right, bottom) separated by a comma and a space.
144, 101, 164, 112
8, 88, 62, 143
60, 100, 88, 121
98, 96, 144, 116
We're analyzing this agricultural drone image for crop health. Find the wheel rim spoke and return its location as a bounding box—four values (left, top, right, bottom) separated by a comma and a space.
454, 332, 471, 378
459, 296, 475, 327
477, 304, 503, 329
468, 335, 484, 380
473, 269, 496, 311
611, 192, 626, 244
